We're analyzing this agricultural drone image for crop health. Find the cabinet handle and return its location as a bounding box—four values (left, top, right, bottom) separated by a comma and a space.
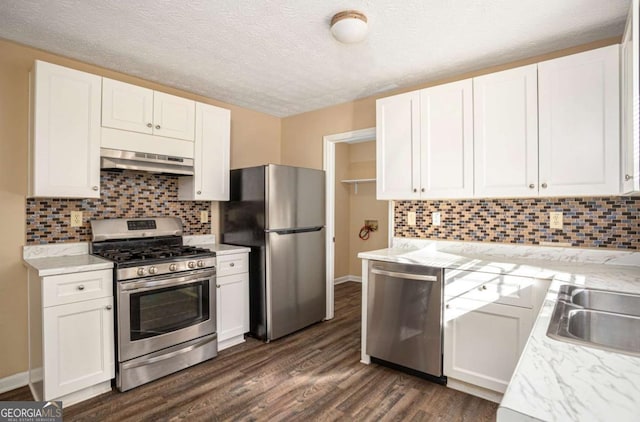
529, 184, 535, 189
146, 123, 153, 128
77, 285, 85, 291
229, 262, 235, 267
197, 190, 202, 195
92, 186, 99, 191
155, 124, 161, 130
626, 174, 633, 181
105, 305, 112, 310
541, 183, 548, 189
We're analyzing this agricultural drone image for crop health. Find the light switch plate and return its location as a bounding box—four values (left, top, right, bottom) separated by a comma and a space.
70, 211, 82, 227
550, 212, 563, 229
432, 212, 441, 226
200, 210, 209, 223
407, 211, 416, 226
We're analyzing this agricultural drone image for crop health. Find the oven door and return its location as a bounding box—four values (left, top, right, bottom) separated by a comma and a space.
117, 269, 216, 362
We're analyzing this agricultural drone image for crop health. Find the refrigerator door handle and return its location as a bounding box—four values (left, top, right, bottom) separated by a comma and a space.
266, 226, 324, 235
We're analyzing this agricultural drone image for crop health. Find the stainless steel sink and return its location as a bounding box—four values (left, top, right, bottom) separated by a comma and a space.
547, 285, 640, 357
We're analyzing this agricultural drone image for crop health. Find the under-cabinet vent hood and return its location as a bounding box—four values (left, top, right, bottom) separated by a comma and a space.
100, 148, 194, 175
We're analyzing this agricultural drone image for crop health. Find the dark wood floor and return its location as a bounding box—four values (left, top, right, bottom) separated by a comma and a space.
1, 282, 497, 421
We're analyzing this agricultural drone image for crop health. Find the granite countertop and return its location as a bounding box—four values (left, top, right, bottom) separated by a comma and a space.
358, 238, 640, 422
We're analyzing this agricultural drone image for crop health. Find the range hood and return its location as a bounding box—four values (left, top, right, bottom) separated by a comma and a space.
100, 148, 194, 175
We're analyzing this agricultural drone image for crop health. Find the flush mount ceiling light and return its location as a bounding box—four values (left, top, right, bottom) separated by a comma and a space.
330, 10, 368, 43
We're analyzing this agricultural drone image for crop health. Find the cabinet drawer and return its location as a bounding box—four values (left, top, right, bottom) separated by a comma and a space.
445, 270, 533, 308
217, 253, 248, 277
42, 269, 112, 307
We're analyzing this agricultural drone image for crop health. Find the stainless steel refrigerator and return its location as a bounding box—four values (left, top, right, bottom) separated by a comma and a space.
221, 164, 326, 341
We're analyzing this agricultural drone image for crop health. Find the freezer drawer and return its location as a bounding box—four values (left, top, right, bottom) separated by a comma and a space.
366, 260, 445, 379
266, 227, 326, 340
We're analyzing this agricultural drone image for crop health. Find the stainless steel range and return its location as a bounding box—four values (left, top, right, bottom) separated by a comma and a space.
90, 217, 217, 392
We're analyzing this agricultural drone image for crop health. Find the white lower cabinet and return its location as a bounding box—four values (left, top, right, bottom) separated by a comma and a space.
28, 268, 114, 404
443, 270, 548, 401
444, 297, 532, 394
216, 252, 249, 351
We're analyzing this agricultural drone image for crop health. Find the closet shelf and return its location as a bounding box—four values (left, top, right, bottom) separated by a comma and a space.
341, 178, 376, 194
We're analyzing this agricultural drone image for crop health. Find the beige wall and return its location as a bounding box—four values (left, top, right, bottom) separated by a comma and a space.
0, 38, 281, 379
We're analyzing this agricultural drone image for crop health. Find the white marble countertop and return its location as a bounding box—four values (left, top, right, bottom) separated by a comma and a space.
24, 254, 113, 276
183, 235, 250, 255
358, 238, 640, 422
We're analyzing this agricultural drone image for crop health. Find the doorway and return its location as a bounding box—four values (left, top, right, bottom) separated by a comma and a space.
323, 128, 392, 320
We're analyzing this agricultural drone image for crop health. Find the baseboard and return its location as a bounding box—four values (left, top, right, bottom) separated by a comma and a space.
334, 275, 362, 285
0, 371, 28, 394
446, 378, 503, 404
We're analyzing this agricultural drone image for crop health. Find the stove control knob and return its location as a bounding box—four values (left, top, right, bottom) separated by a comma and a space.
149, 266, 158, 275
169, 264, 177, 271
137, 268, 146, 276
188, 261, 196, 269
197, 260, 204, 268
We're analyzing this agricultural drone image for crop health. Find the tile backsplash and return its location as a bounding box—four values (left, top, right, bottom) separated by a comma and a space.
26, 170, 211, 244
395, 197, 640, 249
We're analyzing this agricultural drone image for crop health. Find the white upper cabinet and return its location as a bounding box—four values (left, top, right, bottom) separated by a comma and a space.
621, 0, 640, 194
376, 91, 421, 200
420, 79, 474, 199
473, 65, 538, 198
29, 60, 102, 198
179, 102, 230, 201
376, 80, 473, 200
102, 78, 195, 142
538, 45, 620, 196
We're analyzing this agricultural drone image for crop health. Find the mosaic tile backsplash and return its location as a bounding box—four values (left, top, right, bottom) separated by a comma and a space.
26, 170, 211, 244
395, 197, 640, 249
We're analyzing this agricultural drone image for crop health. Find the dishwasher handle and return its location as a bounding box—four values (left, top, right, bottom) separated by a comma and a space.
371, 267, 438, 282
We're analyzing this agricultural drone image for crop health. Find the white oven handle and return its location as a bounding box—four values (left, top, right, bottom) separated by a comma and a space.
119, 269, 216, 293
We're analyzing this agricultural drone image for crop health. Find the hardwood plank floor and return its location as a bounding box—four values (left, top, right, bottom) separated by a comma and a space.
1, 282, 497, 421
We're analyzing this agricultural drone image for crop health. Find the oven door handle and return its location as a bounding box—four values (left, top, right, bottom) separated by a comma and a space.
120, 270, 216, 293
120, 334, 217, 370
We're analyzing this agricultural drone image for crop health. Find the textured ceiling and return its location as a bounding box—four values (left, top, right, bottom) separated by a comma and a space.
0, 0, 630, 117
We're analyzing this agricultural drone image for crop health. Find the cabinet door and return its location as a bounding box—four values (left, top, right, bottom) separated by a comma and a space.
376, 91, 421, 200
538, 45, 620, 196
101, 78, 153, 134
473, 64, 538, 198
42, 297, 114, 400
419, 79, 474, 198
216, 273, 249, 349
179, 102, 230, 200
152, 91, 195, 141
444, 297, 532, 393
621, 0, 640, 194
30, 61, 101, 198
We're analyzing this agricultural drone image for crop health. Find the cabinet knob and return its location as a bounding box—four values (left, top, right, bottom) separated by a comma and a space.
625, 174, 633, 181
229, 262, 235, 267
197, 190, 202, 195
106, 305, 112, 310
155, 124, 161, 130
216, 285, 221, 288
92, 186, 99, 191
146, 123, 153, 128
529, 184, 535, 189
413, 188, 417, 193
445, 304, 450, 309
77, 285, 85, 291
481, 285, 487, 290
421, 188, 425, 192
541, 183, 548, 189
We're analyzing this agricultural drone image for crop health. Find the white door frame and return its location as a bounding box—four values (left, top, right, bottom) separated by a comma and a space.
323, 127, 376, 320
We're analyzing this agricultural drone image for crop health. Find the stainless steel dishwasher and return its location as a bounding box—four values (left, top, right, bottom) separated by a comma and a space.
366, 260, 446, 384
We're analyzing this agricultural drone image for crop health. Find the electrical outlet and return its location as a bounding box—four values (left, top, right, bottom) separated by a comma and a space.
407, 211, 416, 226
550, 211, 563, 229
364, 219, 378, 231
70, 211, 83, 227
200, 210, 209, 223
432, 211, 441, 226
